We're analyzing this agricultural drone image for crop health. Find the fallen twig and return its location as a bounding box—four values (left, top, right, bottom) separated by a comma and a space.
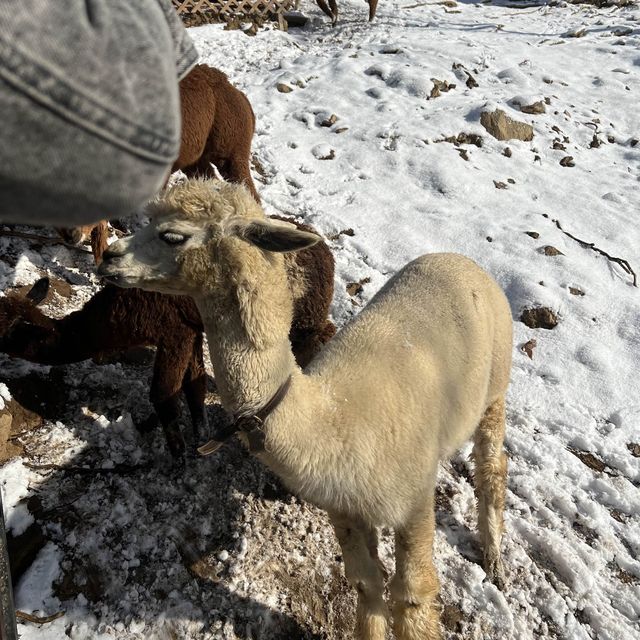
552, 218, 637, 287
24, 462, 151, 475
0, 229, 92, 253
16, 610, 65, 624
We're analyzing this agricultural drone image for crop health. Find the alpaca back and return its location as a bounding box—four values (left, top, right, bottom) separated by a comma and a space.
306, 253, 512, 458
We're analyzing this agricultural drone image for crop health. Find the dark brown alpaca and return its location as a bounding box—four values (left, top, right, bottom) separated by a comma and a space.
0, 220, 334, 457
59, 63, 259, 263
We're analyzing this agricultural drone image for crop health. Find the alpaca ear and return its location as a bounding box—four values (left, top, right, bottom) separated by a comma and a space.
26, 278, 50, 305
231, 219, 320, 253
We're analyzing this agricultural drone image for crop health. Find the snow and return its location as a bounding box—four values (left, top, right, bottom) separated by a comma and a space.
1, 1, 640, 638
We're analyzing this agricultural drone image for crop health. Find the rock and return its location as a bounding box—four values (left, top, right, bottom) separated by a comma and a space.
517, 100, 546, 115
520, 338, 537, 359
627, 443, 640, 458
328, 228, 355, 240
452, 63, 478, 89
320, 114, 338, 128
458, 149, 469, 161
520, 307, 558, 329
630, 138, 639, 147
607, 134, 615, 144
507, 178, 515, 184
503, 147, 512, 157
277, 83, 293, 93
311, 144, 335, 160
565, 27, 587, 38
542, 245, 564, 256
6, 522, 47, 586
560, 156, 575, 167
552, 140, 566, 150
283, 11, 309, 28
569, 287, 585, 296
430, 78, 456, 99
334, 127, 349, 134
480, 109, 534, 141
494, 181, 507, 189
525, 231, 540, 239
440, 133, 483, 148
346, 277, 371, 297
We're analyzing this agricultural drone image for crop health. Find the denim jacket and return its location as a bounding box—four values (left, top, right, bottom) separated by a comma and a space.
0, 0, 198, 225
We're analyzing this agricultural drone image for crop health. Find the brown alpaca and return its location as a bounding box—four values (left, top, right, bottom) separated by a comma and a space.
316, 0, 378, 25
59, 63, 259, 263
0, 219, 334, 457
172, 64, 259, 201
56, 221, 110, 264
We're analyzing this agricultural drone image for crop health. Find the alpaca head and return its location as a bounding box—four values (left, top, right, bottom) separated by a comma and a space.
98, 179, 320, 327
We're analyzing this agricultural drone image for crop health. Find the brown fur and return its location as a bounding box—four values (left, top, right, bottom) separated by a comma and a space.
56, 221, 110, 264
0, 220, 334, 456
172, 65, 259, 202
59, 64, 259, 264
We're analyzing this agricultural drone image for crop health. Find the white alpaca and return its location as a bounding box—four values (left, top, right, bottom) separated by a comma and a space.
98, 179, 513, 640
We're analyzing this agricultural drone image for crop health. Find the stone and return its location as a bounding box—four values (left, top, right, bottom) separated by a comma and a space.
277, 83, 293, 93
480, 109, 534, 141
518, 100, 546, 115
520, 338, 537, 359
542, 245, 564, 256
560, 156, 575, 167
520, 307, 558, 330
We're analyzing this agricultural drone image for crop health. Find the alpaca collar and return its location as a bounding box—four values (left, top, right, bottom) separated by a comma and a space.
198, 374, 292, 456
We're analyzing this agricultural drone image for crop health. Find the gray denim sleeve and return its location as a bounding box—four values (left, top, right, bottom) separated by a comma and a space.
0, 0, 199, 227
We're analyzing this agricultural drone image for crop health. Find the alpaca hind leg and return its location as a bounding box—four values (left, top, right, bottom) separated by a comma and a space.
368, 0, 379, 21
330, 513, 388, 640
225, 154, 260, 203
316, 0, 334, 20
391, 500, 442, 640
473, 397, 508, 588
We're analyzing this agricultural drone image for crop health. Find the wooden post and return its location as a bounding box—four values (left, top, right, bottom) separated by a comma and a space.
0, 492, 18, 640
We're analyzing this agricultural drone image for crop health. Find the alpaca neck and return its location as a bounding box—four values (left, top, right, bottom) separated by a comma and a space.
197, 296, 299, 417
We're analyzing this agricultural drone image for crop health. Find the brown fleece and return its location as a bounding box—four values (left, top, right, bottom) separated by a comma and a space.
173, 65, 259, 202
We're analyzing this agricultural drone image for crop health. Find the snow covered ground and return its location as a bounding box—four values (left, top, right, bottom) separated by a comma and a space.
1, 1, 639, 638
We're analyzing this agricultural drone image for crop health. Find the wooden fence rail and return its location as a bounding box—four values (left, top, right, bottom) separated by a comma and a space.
172, 0, 295, 28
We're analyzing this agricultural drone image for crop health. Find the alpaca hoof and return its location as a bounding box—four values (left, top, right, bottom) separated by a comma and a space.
484, 554, 506, 590
137, 413, 159, 434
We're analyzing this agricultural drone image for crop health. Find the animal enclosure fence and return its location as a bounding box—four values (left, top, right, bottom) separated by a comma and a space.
172, 0, 295, 29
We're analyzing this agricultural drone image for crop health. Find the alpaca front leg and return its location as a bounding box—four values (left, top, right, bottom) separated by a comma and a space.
151, 341, 191, 458
330, 513, 388, 640
182, 335, 208, 447
472, 397, 508, 588
391, 502, 442, 640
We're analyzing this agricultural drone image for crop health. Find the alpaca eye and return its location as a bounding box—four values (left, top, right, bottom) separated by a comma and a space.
160, 231, 188, 245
